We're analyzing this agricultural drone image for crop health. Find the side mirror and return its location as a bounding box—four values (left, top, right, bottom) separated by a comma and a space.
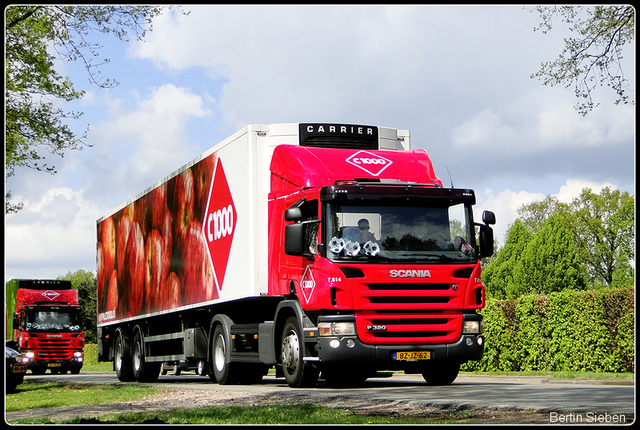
482, 210, 496, 225
284, 223, 305, 256
478, 225, 494, 258
476, 211, 496, 258
284, 208, 303, 222
285, 219, 320, 259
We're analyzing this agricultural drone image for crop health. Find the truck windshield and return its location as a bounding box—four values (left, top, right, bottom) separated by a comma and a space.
325, 203, 476, 263
24, 310, 82, 332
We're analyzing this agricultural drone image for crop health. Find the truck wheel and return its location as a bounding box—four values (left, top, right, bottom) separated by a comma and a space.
421, 362, 460, 386
197, 360, 206, 376
114, 332, 135, 382
212, 324, 237, 384
132, 329, 161, 382
280, 316, 319, 388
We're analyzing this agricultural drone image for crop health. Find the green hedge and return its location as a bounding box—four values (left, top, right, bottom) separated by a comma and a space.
83, 343, 99, 366
463, 286, 634, 373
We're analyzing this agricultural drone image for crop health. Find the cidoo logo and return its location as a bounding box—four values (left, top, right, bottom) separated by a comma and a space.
41, 290, 61, 300
203, 158, 237, 292
346, 150, 393, 176
300, 265, 316, 303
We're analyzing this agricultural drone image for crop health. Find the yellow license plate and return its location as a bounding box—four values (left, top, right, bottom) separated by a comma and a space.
394, 351, 431, 361
12, 365, 27, 373
47, 363, 62, 367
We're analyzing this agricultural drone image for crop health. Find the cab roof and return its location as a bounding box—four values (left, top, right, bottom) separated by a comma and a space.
270, 145, 442, 193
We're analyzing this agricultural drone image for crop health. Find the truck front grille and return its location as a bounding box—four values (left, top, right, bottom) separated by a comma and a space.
32, 337, 74, 360
353, 280, 464, 345
356, 310, 461, 345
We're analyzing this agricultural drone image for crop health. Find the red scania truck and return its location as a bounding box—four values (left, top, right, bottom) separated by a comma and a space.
96, 123, 495, 387
6, 279, 84, 374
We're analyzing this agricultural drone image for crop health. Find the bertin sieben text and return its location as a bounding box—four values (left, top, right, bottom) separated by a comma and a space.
549, 411, 627, 423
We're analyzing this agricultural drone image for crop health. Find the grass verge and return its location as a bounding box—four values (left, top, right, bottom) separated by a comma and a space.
9, 403, 456, 425
5, 381, 160, 412
460, 370, 634, 381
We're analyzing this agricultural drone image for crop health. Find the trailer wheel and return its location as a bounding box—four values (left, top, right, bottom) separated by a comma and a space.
421, 362, 460, 386
197, 360, 206, 376
212, 324, 237, 384
280, 316, 319, 388
114, 331, 135, 382
132, 328, 161, 382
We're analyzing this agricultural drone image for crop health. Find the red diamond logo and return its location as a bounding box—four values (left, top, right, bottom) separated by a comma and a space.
300, 265, 316, 303
345, 150, 393, 176
41, 290, 60, 301
202, 158, 237, 293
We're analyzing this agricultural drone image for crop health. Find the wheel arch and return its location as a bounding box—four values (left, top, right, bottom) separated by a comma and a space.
273, 300, 311, 364
207, 314, 234, 369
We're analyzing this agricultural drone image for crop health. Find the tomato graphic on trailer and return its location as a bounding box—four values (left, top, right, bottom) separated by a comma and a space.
203, 158, 237, 294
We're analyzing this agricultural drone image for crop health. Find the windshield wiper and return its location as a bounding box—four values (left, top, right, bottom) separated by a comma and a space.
398, 253, 471, 262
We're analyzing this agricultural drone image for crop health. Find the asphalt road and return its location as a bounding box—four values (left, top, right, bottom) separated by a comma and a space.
18, 370, 635, 422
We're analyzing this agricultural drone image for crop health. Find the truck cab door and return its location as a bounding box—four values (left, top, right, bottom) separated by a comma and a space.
280, 196, 321, 301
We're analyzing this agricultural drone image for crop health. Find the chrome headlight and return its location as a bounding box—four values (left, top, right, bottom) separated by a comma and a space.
463, 320, 483, 334
318, 322, 356, 336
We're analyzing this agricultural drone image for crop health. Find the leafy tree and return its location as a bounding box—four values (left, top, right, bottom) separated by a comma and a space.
487, 186, 634, 299
58, 269, 97, 343
568, 187, 635, 288
516, 194, 568, 233
513, 214, 587, 296
5, 5, 180, 213
530, 5, 635, 115
482, 220, 533, 299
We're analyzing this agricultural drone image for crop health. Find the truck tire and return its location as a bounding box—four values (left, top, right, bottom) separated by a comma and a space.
421, 362, 460, 386
114, 331, 135, 382
280, 316, 319, 388
131, 328, 161, 382
212, 324, 238, 384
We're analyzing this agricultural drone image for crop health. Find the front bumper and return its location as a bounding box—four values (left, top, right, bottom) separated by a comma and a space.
25, 351, 84, 372
313, 314, 484, 369
316, 333, 484, 366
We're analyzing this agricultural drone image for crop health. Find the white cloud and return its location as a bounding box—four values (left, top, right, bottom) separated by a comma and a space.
476, 188, 546, 245
451, 89, 634, 154
476, 179, 620, 246
6, 187, 102, 281
131, 5, 556, 130
83, 84, 213, 209
450, 108, 518, 149
555, 179, 617, 203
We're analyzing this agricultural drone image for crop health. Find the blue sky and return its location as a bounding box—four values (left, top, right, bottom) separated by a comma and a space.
5, 5, 635, 281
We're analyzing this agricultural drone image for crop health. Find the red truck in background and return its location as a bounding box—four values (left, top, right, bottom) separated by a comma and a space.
96, 123, 495, 387
6, 279, 84, 374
